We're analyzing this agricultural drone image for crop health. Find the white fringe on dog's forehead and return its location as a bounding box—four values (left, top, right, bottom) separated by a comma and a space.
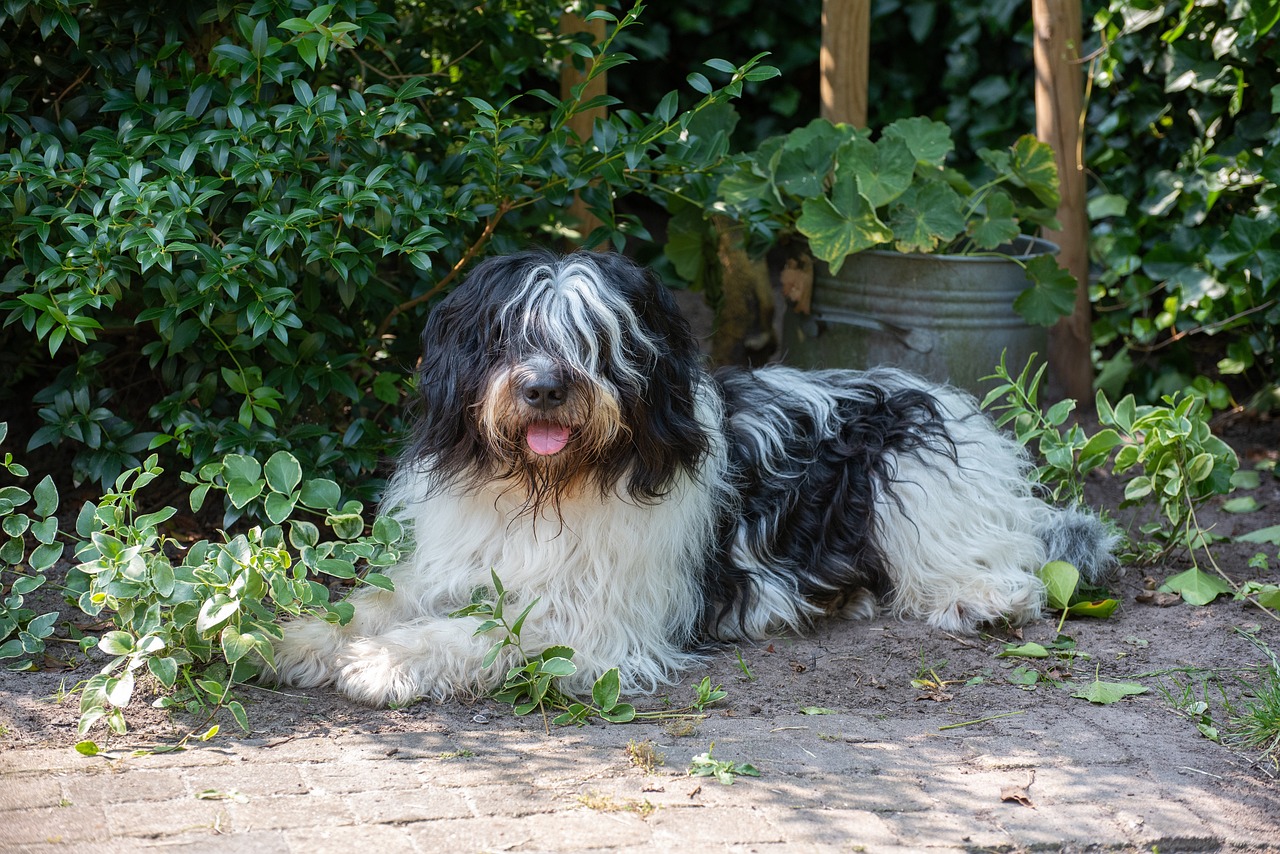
497, 257, 659, 388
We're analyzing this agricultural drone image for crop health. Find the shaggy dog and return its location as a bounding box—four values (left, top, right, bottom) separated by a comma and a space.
272, 250, 1115, 707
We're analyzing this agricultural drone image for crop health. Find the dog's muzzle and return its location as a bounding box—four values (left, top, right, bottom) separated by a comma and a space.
519, 369, 572, 456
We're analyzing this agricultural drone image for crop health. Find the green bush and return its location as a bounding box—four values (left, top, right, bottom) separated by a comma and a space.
0, 0, 773, 502
1, 418, 406, 742
1086, 2, 1280, 408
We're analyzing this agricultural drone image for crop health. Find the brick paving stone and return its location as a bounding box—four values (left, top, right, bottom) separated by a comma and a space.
284, 823, 421, 853
0, 748, 91, 774
0, 804, 111, 846
982, 800, 1133, 848
404, 810, 652, 852
645, 804, 785, 846
62, 767, 189, 805
463, 782, 573, 818
137, 829, 290, 853
301, 756, 424, 793
752, 774, 933, 814
766, 806, 900, 848
0, 772, 64, 810
106, 797, 235, 838
100, 746, 244, 771
186, 762, 311, 799
224, 792, 357, 832
880, 804, 1008, 850
342, 785, 472, 823
2, 841, 120, 854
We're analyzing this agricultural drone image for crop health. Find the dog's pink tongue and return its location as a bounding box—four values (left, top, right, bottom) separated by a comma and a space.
527, 422, 571, 456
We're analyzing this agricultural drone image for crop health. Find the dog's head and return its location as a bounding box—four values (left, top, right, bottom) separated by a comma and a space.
407, 250, 711, 512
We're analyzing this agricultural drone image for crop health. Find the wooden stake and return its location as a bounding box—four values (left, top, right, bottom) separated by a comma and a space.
820, 0, 870, 127
560, 6, 606, 246
1033, 0, 1092, 403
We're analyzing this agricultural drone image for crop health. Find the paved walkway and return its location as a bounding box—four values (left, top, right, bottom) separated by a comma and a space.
3, 702, 1278, 853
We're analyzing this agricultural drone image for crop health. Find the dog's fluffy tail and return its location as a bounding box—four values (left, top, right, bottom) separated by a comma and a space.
1036, 507, 1121, 585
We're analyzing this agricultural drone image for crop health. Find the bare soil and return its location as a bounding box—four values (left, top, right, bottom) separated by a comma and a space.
2, 414, 1279, 842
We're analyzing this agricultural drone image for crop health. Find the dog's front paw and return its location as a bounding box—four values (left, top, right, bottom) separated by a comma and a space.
333, 640, 435, 707
269, 617, 345, 688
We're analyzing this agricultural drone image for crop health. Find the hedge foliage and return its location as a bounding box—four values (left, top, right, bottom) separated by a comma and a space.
1086, 1, 1280, 408
0, 0, 773, 499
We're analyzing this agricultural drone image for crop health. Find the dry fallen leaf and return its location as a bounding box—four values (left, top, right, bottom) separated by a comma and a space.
1000, 771, 1036, 808
781, 254, 814, 314
915, 691, 954, 703
1001, 785, 1035, 808
1135, 590, 1182, 607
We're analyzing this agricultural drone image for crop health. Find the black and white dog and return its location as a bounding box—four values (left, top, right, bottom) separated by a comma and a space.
273, 250, 1115, 707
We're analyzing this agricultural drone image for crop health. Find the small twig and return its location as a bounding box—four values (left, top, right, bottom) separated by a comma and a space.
938, 710, 1024, 731
1176, 766, 1224, 780
370, 206, 508, 347
53, 67, 92, 117
941, 631, 982, 650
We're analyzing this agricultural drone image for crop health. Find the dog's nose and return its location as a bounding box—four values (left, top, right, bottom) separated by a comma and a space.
520, 374, 567, 411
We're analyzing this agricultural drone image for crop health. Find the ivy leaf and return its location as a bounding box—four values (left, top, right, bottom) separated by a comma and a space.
591, 667, 622, 711
1159, 567, 1232, 605
197, 594, 241, 633
1013, 255, 1077, 326
836, 134, 914, 207
968, 190, 1021, 250
998, 642, 1049, 658
32, 475, 59, 518
886, 182, 965, 253
600, 702, 636, 723
1237, 582, 1280, 609
1072, 680, 1147, 705
264, 451, 302, 495
299, 478, 341, 510
1206, 214, 1280, 289
538, 656, 577, 678
1037, 561, 1080, 610
1008, 666, 1040, 686
226, 478, 264, 510
774, 118, 847, 198
220, 625, 256, 664
882, 116, 953, 166
356, 572, 391, 592
1008, 135, 1061, 208
796, 180, 892, 273
264, 492, 296, 524
1066, 598, 1120, 619
1237, 524, 1280, 545
222, 453, 262, 485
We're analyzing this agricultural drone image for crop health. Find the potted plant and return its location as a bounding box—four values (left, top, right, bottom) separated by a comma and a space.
692, 116, 1078, 392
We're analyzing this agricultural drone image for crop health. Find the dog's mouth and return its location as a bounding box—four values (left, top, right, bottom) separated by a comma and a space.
526, 421, 571, 456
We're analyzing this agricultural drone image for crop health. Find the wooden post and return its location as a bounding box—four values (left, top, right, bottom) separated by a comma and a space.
1033, 0, 1092, 403
820, 0, 870, 126
560, 6, 606, 245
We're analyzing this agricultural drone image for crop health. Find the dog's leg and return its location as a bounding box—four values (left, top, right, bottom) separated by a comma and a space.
329, 614, 514, 707
270, 587, 410, 692
874, 410, 1052, 633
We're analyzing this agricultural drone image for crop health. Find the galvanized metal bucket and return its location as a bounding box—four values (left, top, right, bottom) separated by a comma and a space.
781, 236, 1057, 396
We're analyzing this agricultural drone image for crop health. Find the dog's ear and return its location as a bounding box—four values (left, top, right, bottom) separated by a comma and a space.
585, 254, 713, 501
